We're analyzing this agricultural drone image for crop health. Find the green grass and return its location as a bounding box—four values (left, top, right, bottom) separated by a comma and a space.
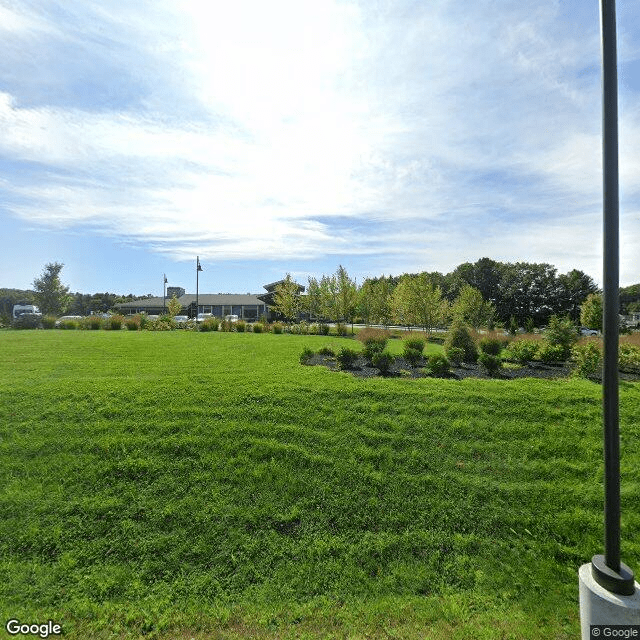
1, 330, 639, 639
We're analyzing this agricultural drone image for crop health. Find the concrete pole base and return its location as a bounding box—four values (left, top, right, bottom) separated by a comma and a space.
579, 563, 640, 639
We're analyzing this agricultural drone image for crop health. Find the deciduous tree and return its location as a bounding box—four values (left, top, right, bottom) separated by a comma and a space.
32, 262, 72, 316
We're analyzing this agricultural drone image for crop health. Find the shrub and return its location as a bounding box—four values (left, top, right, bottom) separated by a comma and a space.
427, 353, 450, 376
180, 320, 198, 331
404, 338, 425, 353
444, 319, 478, 363
403, 347, 423, 367
236, 320, 246, 332
272, 323, 284, 334
356, 327, 391, 344
545, 315, 578, 351
572, 342, 602, 378
308, 323, 320, 335
252, 323, 264, 334
506, 339, 539, 364
199, 317, 218, 332
125, 317, 140, 331
478, 352, 502, 376
336, 347, 359, 370
42, 316, 56, 329
318, 324, 330, 336
86, 316, 103, 330
619, 344, 640, 372
12, 315, 41, 329
147, 318, 173, 331
335, 323, 348, 337
317, 346, 335, 356
58, 319, 78, 330
107, 315, 124, 331
478, 337, 502, 356
363, 339, 387, 362
446, 347, 464, 366
300, 347, 314, 365
371, 351, 394, 374
538, 342, 569, 363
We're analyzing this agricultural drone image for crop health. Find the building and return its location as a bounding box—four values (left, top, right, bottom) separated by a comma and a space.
116, 292, 268, 320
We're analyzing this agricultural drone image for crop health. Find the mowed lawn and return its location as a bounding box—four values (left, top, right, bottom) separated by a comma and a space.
1, 330, 639, 639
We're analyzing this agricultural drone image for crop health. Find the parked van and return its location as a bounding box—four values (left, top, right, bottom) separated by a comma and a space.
12, 304, 41, 319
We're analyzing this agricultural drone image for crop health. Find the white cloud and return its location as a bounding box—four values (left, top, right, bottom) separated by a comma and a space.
1, 0, 639, 285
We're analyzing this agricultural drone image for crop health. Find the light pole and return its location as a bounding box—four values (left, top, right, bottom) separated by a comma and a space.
196, 257, 203, 319
579, 2, 639, 633
163, 274, 167, 314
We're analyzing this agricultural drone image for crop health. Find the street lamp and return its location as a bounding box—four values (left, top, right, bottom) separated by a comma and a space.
163, 274, 167, 314
579, 2, 638, 632
196, 257, 203, 319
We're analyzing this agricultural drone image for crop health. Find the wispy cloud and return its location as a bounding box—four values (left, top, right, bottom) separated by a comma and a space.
0, 0, 638, 284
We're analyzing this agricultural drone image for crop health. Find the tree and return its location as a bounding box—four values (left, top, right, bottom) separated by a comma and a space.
32, 262, 72, 316
335, 265, 358, 329
167, 295, 182, 317
392, 274, 448, 334
272, 274, 301, 322
451, 284, 494, 329
580, 293, 603, 331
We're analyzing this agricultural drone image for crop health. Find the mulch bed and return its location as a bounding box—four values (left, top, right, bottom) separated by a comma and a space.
306, 354, 640, 382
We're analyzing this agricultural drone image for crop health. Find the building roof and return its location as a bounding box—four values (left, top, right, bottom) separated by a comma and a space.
116, 293, 266, 309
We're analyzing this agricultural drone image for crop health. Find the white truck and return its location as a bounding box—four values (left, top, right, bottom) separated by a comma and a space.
12, 304, 41, 319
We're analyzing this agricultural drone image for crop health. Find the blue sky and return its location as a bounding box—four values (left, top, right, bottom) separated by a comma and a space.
1, 0, 639, 297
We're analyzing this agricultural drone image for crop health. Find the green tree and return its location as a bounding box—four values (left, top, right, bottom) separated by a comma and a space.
272, 274, 301, 322
167, 295, 182, 317
32, 262, 72, 316
451, 284, 494, 329
334, 265, 358, 331
580, 293, 603, 331
368, 276, 394, 326
392, 274, 448, 334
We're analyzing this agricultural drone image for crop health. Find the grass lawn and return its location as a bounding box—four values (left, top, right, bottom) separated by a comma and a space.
1, 330, 639, 639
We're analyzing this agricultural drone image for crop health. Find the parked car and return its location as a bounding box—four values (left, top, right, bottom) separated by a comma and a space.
580, 327, 599, 336
173, 315, 189, 323
224, 314, 239, 323
55, 315, 83, 326
196, 313, 213, 322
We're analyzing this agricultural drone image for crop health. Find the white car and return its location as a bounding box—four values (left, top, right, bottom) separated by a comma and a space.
55, 315, 83, 326
580, 327, 599, 336
224, 314, 239, 323
196, 313, 213, 322
173, 315, 189, 323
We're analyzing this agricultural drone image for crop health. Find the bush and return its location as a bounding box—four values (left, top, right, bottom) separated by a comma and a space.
336, 347, 359, 370
403, 347, 423, 367
572, 342, 602, 378
619, 344, 640, 372
446, 347, 464, 366
444, 319, 477, 363
335, 323, 348, 337
300, 347, 314, 364
538, 342, 569, 363
478, 352, 502, 376
356, 327, 391, 344
371, 351, 394, 374
58, 319, 78, 330
41, 316, 56, 329
318, 324, 330, 336
235, 320, 246, 332
545, 315, 578, 351
252, 323, 264, 334
506, 339, 539, 364
478, 337, 502, 356
427, 353, 450, 376
404, 338, 425, 353
125, 317, 140, 331
317, 346, 335, 356
272, 323, 284, 334
12, 314, 41, 329
107, 315, 124, 331
86, 316, 103, 330
199, 317, 219, 332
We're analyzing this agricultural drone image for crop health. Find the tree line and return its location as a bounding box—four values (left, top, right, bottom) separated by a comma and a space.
1, 263, 149, 320
272, 258, 634, 330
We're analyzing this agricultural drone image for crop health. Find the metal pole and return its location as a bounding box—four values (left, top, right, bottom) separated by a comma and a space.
163, 274, 167, 314
591, 0, 635, 596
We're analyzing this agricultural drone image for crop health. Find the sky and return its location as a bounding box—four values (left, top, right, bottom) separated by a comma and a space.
1, 0, 639, 297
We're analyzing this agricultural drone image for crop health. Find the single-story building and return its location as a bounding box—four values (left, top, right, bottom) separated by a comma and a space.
116, 292, 269, 320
